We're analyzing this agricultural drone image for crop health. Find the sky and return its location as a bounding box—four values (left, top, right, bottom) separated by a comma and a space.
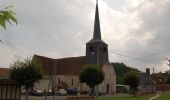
0, 0, 170, 73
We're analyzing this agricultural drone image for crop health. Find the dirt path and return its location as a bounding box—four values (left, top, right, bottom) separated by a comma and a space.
148, 94, 160, 100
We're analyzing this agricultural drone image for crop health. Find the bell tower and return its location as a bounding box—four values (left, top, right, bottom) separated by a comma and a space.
86, 1, 109, 65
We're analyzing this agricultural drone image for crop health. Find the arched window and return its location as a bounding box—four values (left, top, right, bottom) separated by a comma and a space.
103, 47, 107, 52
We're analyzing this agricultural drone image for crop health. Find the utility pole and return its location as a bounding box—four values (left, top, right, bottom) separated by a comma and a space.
96, 44, 99, 97
52, 60, 57, 100
44, 60, 57, 100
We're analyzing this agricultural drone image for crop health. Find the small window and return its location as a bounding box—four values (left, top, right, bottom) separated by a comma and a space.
89, 46, 95, 51
103, 47, 107, 52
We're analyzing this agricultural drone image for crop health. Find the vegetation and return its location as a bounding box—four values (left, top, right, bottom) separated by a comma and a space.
10, 58, 42, 100
124, 71, 140, 96
112, 62, 140, 84
0, 5, 17, 29
79, 65, 104, 95
157, 93, 170, 100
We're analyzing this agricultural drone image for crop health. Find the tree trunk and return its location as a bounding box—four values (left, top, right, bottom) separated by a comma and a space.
90, 86, 95, 96
25, 89, 29, 100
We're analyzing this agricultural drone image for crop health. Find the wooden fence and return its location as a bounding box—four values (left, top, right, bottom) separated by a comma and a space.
0, 79, 21, 100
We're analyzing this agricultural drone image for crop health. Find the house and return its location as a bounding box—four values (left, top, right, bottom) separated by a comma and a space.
0, 68, 21, 100
33, 1, 116, 94
151, 72, 170, 92
139, 68, 156, 93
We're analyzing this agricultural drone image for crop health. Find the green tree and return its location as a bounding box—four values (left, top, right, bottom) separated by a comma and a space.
0, 5, 17, 29
112, 62, 140, 84
124, 71, 139, 96
10, 58, 42, 100
79, 65, 104, 95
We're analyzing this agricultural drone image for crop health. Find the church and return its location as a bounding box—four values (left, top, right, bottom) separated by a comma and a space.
33, 1, 116, 94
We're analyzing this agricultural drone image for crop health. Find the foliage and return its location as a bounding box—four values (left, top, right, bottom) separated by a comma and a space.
111, 62, 140, 84
0, 5, 17, 29
10, 58, 42, 90
124, 71, 139, 96
79, 65, 104, 94
157, 93, 170, 100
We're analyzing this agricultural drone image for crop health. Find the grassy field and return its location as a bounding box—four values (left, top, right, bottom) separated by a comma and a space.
157, 93, 170, 100
79, 95, 154, 100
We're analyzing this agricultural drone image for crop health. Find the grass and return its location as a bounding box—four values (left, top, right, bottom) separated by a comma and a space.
156, 93, 170, 100
79, 94, 154, 100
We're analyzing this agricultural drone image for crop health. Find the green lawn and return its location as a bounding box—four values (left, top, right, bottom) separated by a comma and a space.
157, 93, 170, 100
80, 95, 154, 100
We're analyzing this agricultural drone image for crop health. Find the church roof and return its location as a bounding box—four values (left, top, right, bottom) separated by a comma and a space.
93, 1, 101, 40
33, 55, 86, 76
87, 1, 106, 45
0, 68, 10, 77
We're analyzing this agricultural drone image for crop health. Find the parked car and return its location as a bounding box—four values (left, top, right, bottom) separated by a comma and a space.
46, 89, 53, 96
55, 89, 67, 96
66, 88, 78, 95
29, 89, 44, 96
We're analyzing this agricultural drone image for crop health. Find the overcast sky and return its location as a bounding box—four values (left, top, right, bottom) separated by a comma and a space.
0, 0, 170, 73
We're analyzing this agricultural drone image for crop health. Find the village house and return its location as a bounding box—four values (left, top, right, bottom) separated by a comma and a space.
139, 68, 156, 93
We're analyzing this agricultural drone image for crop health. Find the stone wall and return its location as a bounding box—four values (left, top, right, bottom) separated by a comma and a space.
35, 64, 116, 94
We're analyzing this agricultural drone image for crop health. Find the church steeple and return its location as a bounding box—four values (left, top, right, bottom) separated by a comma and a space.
86, 0, 109, 65
93, 0, 101, 40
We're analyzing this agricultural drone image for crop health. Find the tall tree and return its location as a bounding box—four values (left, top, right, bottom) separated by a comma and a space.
79, 65, 104, 95
10, 58, 42, 100
124, 71, 139, 96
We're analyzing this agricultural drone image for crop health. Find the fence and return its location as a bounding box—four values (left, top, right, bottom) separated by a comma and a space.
0, 79, 21, 100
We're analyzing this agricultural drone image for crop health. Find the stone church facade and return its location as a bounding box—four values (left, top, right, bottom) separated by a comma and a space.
33, 1, 116, 94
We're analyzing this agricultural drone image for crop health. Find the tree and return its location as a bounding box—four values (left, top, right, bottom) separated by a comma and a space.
112, 62, 140, 84
10, 58, 42, 100
0, 5, 17, 29
124, 71, 139, 96
79, 65, 104, 95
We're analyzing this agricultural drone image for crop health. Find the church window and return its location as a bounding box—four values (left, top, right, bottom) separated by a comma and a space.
103, 47, 107, 52
89, 46, 95, 51
89, 46, 95, 55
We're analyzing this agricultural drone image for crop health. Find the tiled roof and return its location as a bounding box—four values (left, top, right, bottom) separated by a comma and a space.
33, 55, 86, 75
0, 68, 10, 77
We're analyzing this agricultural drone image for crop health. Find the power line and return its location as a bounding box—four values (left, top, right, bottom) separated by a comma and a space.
109, 51, 168, 65
110, 49, 170, 57
110, 49, 155, 54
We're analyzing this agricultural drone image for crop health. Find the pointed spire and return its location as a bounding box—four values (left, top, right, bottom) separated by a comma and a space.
93, 0, 101, 40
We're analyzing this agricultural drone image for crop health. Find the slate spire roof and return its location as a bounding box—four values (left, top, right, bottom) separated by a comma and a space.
93, 0, 101, 40
87, 0, 106, 44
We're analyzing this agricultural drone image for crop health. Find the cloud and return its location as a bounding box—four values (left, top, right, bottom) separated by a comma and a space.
0, 0, 170, 73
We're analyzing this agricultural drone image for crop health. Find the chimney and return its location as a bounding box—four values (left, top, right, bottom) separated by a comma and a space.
146, 68, 150, 75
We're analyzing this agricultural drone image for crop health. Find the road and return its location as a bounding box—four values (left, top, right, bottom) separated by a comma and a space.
21, 95, 66, 100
